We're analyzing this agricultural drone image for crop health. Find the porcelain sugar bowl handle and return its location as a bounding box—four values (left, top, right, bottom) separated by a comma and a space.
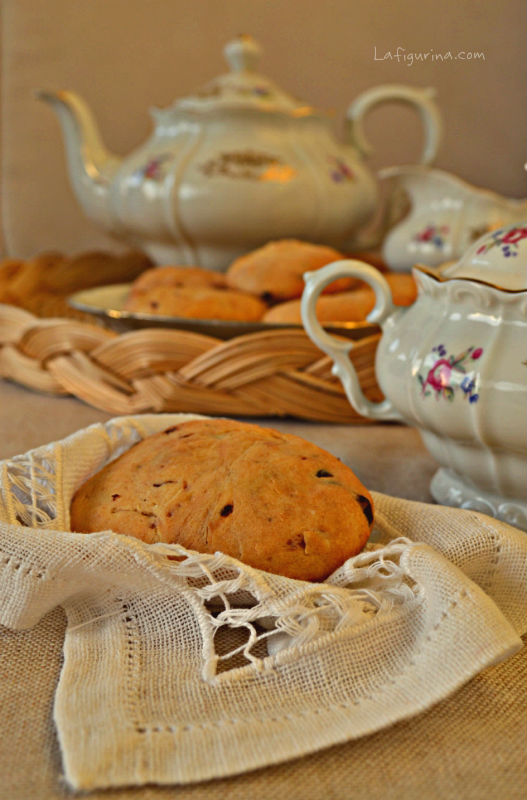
301, 260, 405, 421
347, 85, 443, 164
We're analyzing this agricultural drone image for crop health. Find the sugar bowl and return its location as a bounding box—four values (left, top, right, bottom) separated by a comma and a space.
301, 224, 527, 529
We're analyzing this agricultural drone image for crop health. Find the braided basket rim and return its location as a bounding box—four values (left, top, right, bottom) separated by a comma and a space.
0, 303, 381, 423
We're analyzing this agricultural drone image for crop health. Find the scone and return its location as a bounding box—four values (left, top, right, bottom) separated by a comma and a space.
226, 239, 357, 302
263, 273, 417, 324
70, 419, 374, 582
384, 272, 418, 306
124, 285, 266, 321
128, 265, 227, 296
264, 289, 375, 325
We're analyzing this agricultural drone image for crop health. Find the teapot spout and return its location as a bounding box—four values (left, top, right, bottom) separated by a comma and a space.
36, 89, 122, 232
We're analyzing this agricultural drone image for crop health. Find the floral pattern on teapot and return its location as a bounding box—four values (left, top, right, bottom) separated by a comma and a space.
131, 154, 172, 183
328, 157, 355, 183
418, 344, 483, 403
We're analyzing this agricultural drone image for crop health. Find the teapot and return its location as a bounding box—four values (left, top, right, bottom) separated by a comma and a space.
301, 223, 527, 530
378, 165, 527, 272
37, 35, 442, 270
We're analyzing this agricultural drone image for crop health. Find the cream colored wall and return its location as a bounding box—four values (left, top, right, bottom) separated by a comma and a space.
1, 0, 525, 257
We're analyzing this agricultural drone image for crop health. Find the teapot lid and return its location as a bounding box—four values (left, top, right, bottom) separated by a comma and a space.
425, 223, 527, 291
172, 35, 316, 116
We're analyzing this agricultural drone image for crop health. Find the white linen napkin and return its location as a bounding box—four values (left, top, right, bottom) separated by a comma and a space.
0, 414, 524, 791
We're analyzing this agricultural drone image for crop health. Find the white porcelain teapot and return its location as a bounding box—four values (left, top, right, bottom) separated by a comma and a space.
301, 223, 527, 529
37, 35, 442, 269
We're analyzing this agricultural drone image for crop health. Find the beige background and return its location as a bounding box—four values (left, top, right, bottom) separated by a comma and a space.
1, 0, 526, 258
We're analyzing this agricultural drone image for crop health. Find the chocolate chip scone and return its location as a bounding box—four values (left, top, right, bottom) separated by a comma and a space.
263, 273, 418, 324
123, 285, 266, 320
225, 239, 357, 302
127, 265, 227, 297
70, 419, 374, 582
262, 289, 375, 325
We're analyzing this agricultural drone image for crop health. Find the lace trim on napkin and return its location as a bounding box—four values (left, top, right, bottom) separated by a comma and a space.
142, 538, 420, 681
0, 416, 161, 529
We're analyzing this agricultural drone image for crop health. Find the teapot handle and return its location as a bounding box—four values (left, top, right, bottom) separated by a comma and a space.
346, 84, 442, 165
301, 260, 405, 422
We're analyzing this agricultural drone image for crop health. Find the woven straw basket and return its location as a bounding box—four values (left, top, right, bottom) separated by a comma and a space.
0, 302, 381, 422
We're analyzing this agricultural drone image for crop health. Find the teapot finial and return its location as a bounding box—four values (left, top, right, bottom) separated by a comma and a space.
224, 35, 262, 72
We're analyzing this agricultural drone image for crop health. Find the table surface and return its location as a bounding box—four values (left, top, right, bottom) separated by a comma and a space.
0, 378, 525, 800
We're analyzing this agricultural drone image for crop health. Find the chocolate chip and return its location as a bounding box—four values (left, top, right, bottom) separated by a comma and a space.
111, 494, 120, 501
163, 426, 178, 434
152, 480, 176, 487
220, 504, 233, 517
286, 533, 306, 550
316, 469, 333, 478
260, 291, 275, 303
357, 495, 374, 525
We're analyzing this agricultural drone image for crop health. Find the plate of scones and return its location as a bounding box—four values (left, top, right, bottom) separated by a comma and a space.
69, 239, 417, 339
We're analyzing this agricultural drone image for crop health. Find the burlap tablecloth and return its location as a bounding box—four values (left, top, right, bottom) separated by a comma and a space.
0, 379, 525, 800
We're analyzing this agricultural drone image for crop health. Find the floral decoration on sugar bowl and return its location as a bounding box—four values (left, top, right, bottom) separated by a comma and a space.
418, 344, 484, 403
475, 225, 527, 258
413, 223, 450, 249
